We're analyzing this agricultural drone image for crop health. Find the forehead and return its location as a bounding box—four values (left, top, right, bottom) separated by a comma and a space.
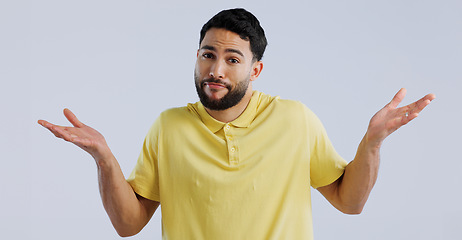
200, 28, 252, 57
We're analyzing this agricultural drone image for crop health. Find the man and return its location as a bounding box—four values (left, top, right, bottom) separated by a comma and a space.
38, 8, 435, 239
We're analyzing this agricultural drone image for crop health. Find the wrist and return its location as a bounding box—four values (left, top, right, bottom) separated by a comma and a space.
93, 148, 116, 170
363, 132, 383, 151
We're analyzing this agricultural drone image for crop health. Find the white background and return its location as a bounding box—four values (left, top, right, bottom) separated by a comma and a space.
1, 0, 461, 239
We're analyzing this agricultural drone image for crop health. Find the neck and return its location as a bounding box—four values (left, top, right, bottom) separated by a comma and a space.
205, 87, 253, 123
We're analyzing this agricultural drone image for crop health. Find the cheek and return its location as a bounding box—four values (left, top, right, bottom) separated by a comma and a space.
233, 66, 250, 79
228, 65, 244, 76
195, 61, 209, 77
194, 64, 203, 78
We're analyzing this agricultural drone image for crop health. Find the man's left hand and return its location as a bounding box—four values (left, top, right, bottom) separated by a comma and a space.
365, 88, 436, 148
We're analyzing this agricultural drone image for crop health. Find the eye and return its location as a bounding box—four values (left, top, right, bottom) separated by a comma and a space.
228, 58, 240, 64
202, 53, 214, 59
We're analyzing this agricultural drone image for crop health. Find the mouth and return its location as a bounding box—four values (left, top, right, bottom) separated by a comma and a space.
204, 82, 227, 89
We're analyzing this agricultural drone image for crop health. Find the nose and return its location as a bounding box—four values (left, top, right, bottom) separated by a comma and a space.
209, 60, 225, 79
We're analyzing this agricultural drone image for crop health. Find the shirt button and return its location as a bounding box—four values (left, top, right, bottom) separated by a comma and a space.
228, 136, 233, 141
230, 147, 235, 152
224, 125, 230, 131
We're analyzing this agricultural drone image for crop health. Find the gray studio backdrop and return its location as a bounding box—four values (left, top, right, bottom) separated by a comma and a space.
1, 0, 461, 239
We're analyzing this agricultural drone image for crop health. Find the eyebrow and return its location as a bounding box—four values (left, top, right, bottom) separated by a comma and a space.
200, 45, 245, 58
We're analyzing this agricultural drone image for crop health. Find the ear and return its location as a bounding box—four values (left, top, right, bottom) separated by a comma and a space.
197, 49, 200, 58
250, 61, 263, 81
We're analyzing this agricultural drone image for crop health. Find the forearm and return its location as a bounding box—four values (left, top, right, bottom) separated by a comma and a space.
337, 133, 381, 213
96, 155, 149, 237
319, 89, 435, 214
38, 110, 156, 236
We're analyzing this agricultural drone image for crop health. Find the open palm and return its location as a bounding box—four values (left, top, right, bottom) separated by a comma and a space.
38, 109, 112, 162
366, 88, 436, 146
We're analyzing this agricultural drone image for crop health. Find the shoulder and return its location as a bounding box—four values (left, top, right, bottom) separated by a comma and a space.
268, 94, 323, 128
145, 106, 192, 134
265, 94, 314, 119
254, 91, 304, 112
158, 106, 190, 120
251, 92, 319, 126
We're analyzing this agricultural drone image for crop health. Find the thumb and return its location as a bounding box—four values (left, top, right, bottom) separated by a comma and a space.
63, 108, 85, 127
388, 88, 406, 109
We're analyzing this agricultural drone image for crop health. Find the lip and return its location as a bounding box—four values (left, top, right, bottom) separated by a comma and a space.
204, 82, 226, 89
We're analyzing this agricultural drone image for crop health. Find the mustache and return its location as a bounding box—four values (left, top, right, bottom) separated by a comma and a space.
201, 77, 232, 89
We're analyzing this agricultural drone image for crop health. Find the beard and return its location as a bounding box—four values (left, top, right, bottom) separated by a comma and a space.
194, 72, 250, 111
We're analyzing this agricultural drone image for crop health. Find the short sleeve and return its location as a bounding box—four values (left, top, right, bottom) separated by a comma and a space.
127, 117, 161, 202
304, 106, 348, 189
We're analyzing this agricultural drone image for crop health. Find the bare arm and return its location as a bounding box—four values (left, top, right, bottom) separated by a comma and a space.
318, 88, 436, 214
38, 109, 159, 237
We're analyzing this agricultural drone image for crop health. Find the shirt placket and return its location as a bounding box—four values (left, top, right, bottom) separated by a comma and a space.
223, 123, 239, 165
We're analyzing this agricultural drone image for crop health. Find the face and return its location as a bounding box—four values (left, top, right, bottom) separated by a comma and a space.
195, 28, 262, 111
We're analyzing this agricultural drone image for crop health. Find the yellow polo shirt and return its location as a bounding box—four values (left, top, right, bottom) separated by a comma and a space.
127, 91, 347, 240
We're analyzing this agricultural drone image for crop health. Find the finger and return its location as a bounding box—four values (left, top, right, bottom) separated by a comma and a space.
63, 108, 85, 128
38, 120, 59, 133
386, 111, 418, 133
396, 93, 435, 125
39, 120, 93, 150
425, 93, 436, 102
38, 120, 66, 139
382, 92, 435, 134
404, 93, 436, 115
388, 88, 407, 109
37, 119, 48, 128
419, 93, 436, 109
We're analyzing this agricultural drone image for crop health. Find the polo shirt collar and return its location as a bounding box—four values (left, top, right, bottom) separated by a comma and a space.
195, 91, 262, 133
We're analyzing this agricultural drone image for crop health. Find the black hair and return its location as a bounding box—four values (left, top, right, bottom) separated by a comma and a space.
199, 8, 267, 61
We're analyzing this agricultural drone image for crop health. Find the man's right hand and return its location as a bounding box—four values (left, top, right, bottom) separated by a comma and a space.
38, 108, 112, 164
38, 108, 158, 237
